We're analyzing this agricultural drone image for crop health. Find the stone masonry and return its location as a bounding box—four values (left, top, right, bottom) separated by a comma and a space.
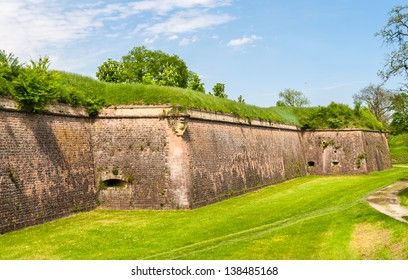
0, 97, 392, 233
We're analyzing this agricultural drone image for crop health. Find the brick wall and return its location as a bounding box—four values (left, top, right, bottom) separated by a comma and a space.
0, 108, 96, 233
185, 119, 306, 208
0, 101, 393, 233
302, 130, 392, 175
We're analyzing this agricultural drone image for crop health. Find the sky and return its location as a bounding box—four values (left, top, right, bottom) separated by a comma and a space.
1, 0, 406, 107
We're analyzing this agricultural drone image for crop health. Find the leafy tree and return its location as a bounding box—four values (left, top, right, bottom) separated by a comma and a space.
141, 72, 156, 85
377, 5, 408, 89
96, 58, 123, 83
12, 57, 60, 113
277, 88, 310, 107
187, 71, 205, 93
353, 84, 395, 125
158, 63, 180, 87
212, 82, 228, 98
390, 92, 408, 134
120, 46, 189, 87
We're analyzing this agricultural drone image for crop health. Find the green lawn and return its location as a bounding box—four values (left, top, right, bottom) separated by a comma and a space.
389, 134, 408, 164
1, 168, 408, 260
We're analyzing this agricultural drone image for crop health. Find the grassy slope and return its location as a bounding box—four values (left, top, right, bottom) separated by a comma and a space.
1, 168, 408, 260
389, 134, 408, 164
57, 72, 303, 125
56, 72, 383, 129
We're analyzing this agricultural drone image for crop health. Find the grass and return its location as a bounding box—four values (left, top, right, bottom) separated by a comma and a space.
1, 168, 408, 260
57, 71, 304, 124
55, 72, 382, 129
389, 134, 408, 164
399, 187, 408, 207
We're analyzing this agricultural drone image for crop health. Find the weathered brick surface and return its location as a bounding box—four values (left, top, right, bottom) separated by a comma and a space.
0, 110, 96, 233
0, 102, 393, 233
302, 130, 392, 175
185, 120, 306, 208
93, 117, 182, 209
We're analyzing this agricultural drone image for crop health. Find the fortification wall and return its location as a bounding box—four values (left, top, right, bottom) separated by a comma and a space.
184, 113, 306, 208
0, 99, 393, 233
0, 99, 96, 233
93, 113, 190, 210
302, 130, 392, 175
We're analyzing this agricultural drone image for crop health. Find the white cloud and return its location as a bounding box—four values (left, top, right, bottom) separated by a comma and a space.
144, 36, 159, 44
179, 35, 199, 46
168, 35, 179, 40
0, 0, 233, 59
137, 10, 234, 36
227, 35, 261, 47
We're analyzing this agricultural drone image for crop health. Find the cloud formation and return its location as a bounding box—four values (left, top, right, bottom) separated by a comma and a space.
227, 35, 261, 47
0, 0, 233, 57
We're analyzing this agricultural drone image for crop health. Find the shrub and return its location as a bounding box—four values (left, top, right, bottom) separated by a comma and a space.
0, 50, 21, 95
12, 57, 60, 113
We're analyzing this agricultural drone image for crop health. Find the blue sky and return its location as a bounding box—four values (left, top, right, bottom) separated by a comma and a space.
1, 0, 405, 107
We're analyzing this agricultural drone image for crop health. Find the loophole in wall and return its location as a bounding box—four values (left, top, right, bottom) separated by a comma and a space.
103, 179, 127, 188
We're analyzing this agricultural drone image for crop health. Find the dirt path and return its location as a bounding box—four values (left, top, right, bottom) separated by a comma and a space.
368, 180, 408, 224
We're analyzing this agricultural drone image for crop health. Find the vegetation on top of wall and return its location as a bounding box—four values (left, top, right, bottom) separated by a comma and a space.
0, 50, 384, 129
299, 102, 384, 130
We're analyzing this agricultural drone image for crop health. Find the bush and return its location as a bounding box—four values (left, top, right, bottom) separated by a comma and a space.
11, 57, 60, 113
299, 102, 384, 130
0, 50, 21, 95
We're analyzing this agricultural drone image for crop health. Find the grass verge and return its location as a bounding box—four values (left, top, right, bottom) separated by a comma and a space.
389, 134, 408, 164
1, 168, 408, 260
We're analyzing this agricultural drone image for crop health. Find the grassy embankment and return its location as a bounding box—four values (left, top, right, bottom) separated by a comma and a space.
389, 134, 408, 164
1, 167, 408, 260
56, 72, 383, 130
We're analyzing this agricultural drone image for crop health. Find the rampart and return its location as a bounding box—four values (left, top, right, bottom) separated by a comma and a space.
0, 97, 392, 233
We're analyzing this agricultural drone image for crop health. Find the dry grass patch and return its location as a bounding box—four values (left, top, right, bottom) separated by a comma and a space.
349, 223, 405, 259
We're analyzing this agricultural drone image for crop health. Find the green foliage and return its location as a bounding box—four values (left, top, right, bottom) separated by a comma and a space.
398, 187, 408, 207
237, 95, 245, 104
356, 152, 367, 168
12, 57, 60, 113
157, 63, 180, 87
388, 133, 408, 163
299, 102, 384, 130
1, 168, 408, 259
187, 71, 205, 93
390, 92, 408, 134
95, 58, 123, 83
277, 88, 310, 107
212, 82, 228, 98
141, 72, 156, 85
0, 50, 21, 95
117, 46, 189, 88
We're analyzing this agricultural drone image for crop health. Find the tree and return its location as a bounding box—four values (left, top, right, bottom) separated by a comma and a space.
377, 5, 408, 89
157, 63, 180, 87
96, 46, 190, 88
120, 46, 189, 87
390, 92, 408, 134
212, 82, 228, 98
187, 71, 205, 93
277, 88, 310, 107
95, 58, 123, 83
353, 84, 395, 125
